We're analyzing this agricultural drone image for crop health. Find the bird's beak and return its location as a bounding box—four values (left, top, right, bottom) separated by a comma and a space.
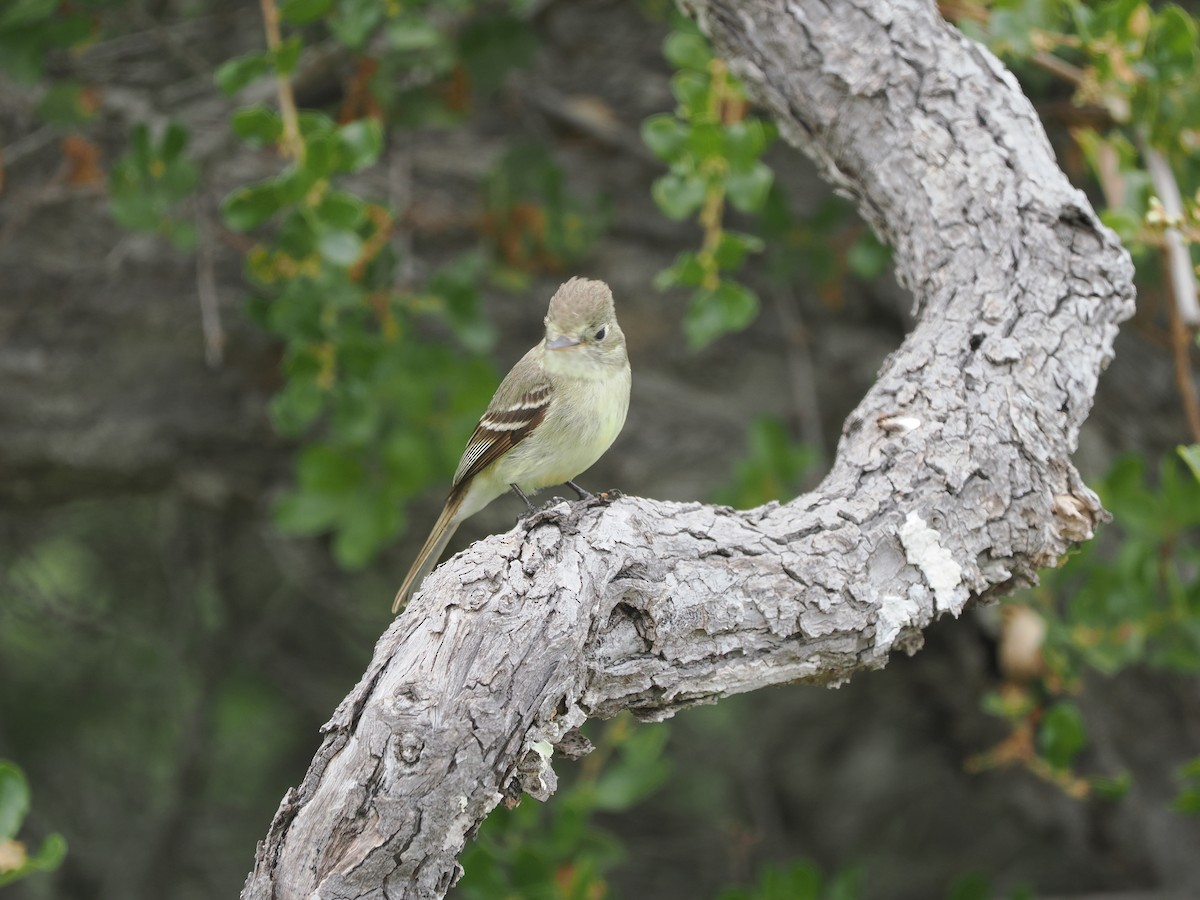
545, 334, 584, 351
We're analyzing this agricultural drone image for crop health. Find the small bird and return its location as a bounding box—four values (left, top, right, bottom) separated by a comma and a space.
392, 277, 631, 613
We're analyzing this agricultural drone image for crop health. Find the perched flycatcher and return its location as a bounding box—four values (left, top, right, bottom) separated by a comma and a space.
392, 277, 631, 613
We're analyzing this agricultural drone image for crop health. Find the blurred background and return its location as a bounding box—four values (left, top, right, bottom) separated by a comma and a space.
1, 1, 1199, 898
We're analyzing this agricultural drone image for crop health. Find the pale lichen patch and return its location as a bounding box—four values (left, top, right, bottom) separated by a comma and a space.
898, 511, 967, 615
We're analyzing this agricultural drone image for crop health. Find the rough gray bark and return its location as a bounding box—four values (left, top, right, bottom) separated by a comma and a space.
242, 0, 1136, 897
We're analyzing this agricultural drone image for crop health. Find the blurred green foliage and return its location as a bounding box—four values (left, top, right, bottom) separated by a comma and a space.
1176, 755, 1200, 815
0, 760, 65, 887
0, 0, 110, 83
975, 451, 1200, 801
711, 417, 816, 509
716, 860, 861, 900
456, 716, 670, 899
482, 142, 611, 281
944, 874, 1034, 900
956, 0, 1200, 255
1032, 453, 1200, 677
0, 499, 343, 898
109, 122, 200, 249
645, 20, 777, 348
212, 2, 606, 568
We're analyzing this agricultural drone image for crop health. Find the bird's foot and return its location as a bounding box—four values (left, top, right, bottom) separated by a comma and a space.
565, 481, 623, 505
565, 479, 594, 501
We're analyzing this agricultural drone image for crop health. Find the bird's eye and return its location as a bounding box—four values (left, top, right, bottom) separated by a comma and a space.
594, 326, 607, 341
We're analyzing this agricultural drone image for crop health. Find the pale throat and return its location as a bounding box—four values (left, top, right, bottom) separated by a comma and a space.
543, 343, 613, 381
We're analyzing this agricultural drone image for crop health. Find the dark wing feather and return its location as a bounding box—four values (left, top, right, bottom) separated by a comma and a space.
451, 350, 553, 494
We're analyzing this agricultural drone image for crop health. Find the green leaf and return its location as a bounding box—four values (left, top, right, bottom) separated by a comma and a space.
592, 728, 670, 811
458, 13, 538, 92
846, 232, 892, 280
129, 122, 153, 171
297, 110, 336, 139
713, 231, 764, 271
301, 132, 337, 178
0, 12, 91, 82
825, 866, 863, 900
232, 105, 283, 147
385, 16, 443, 51
215, 51, 270, 95
317, 229, 364, 266
25, 832, 66, 871
316, 191, 367, 231
274, 490, 343, 535
670, 70, 710, 117
0, 0, 60, 29
652, 171, 706, 220
297, 444, 363, 493
1093, 770, 1132, 800
272, 34, 303, 76
108, 122, 198, 237
712, 416, 815, 508
654, 251, 707, 290
947, 873, 991, 900
329, 0, 382, 48
35, 81, 97, 125
0, 761, 30, 841
222, 181, 284, 231
686, 121, 724, 158
1178, 444, 1200, 483
684, 279, 759, 349
641, 113, 688, 162
716, 861, 824, 900
337, 118, 383, 172
270, 377, 325, 436
1175, 755, 1200, 814
725, 161, 773, 212
663, 31, 711, 71
332, 488, 399, 570
280, 0, 333, 24
161, 122, 189, 163
0, 831, 66, 887
723, 119, 775, 167
1100, 207, 1141, 243
168, 220, 198, 250
1039, 701, 1087, 769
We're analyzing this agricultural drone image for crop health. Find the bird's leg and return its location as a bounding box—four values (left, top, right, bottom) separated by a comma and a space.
510, 483, 536, 519
565, 480, 594, 501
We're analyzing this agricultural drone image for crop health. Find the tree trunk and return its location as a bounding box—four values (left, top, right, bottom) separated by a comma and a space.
242, 0, 1135, 896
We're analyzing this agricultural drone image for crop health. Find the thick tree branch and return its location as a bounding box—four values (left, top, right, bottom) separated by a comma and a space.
242, 1, 1135, 897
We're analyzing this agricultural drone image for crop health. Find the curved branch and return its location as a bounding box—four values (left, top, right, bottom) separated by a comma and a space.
242, 1, 1135, 897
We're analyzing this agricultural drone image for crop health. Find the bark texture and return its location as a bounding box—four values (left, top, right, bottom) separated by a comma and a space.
243, 0, 1135, 897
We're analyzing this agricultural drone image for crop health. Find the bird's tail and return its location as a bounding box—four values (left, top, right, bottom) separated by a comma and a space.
392, 497, 462, 614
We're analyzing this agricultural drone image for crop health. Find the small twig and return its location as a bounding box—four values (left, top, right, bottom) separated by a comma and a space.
195, 209, 225, 368
1, 124, 60, 168
1163, 276, 1200, 445
258, 0, 304, 163
1142, 142, 1200, 327
77, 13, 215, 63
519, 80, 655, 161
1030, 50, 1085, 86
129, 6, 212, 78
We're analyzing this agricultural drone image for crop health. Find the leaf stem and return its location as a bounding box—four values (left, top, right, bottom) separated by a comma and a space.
259, 0, 305, 164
